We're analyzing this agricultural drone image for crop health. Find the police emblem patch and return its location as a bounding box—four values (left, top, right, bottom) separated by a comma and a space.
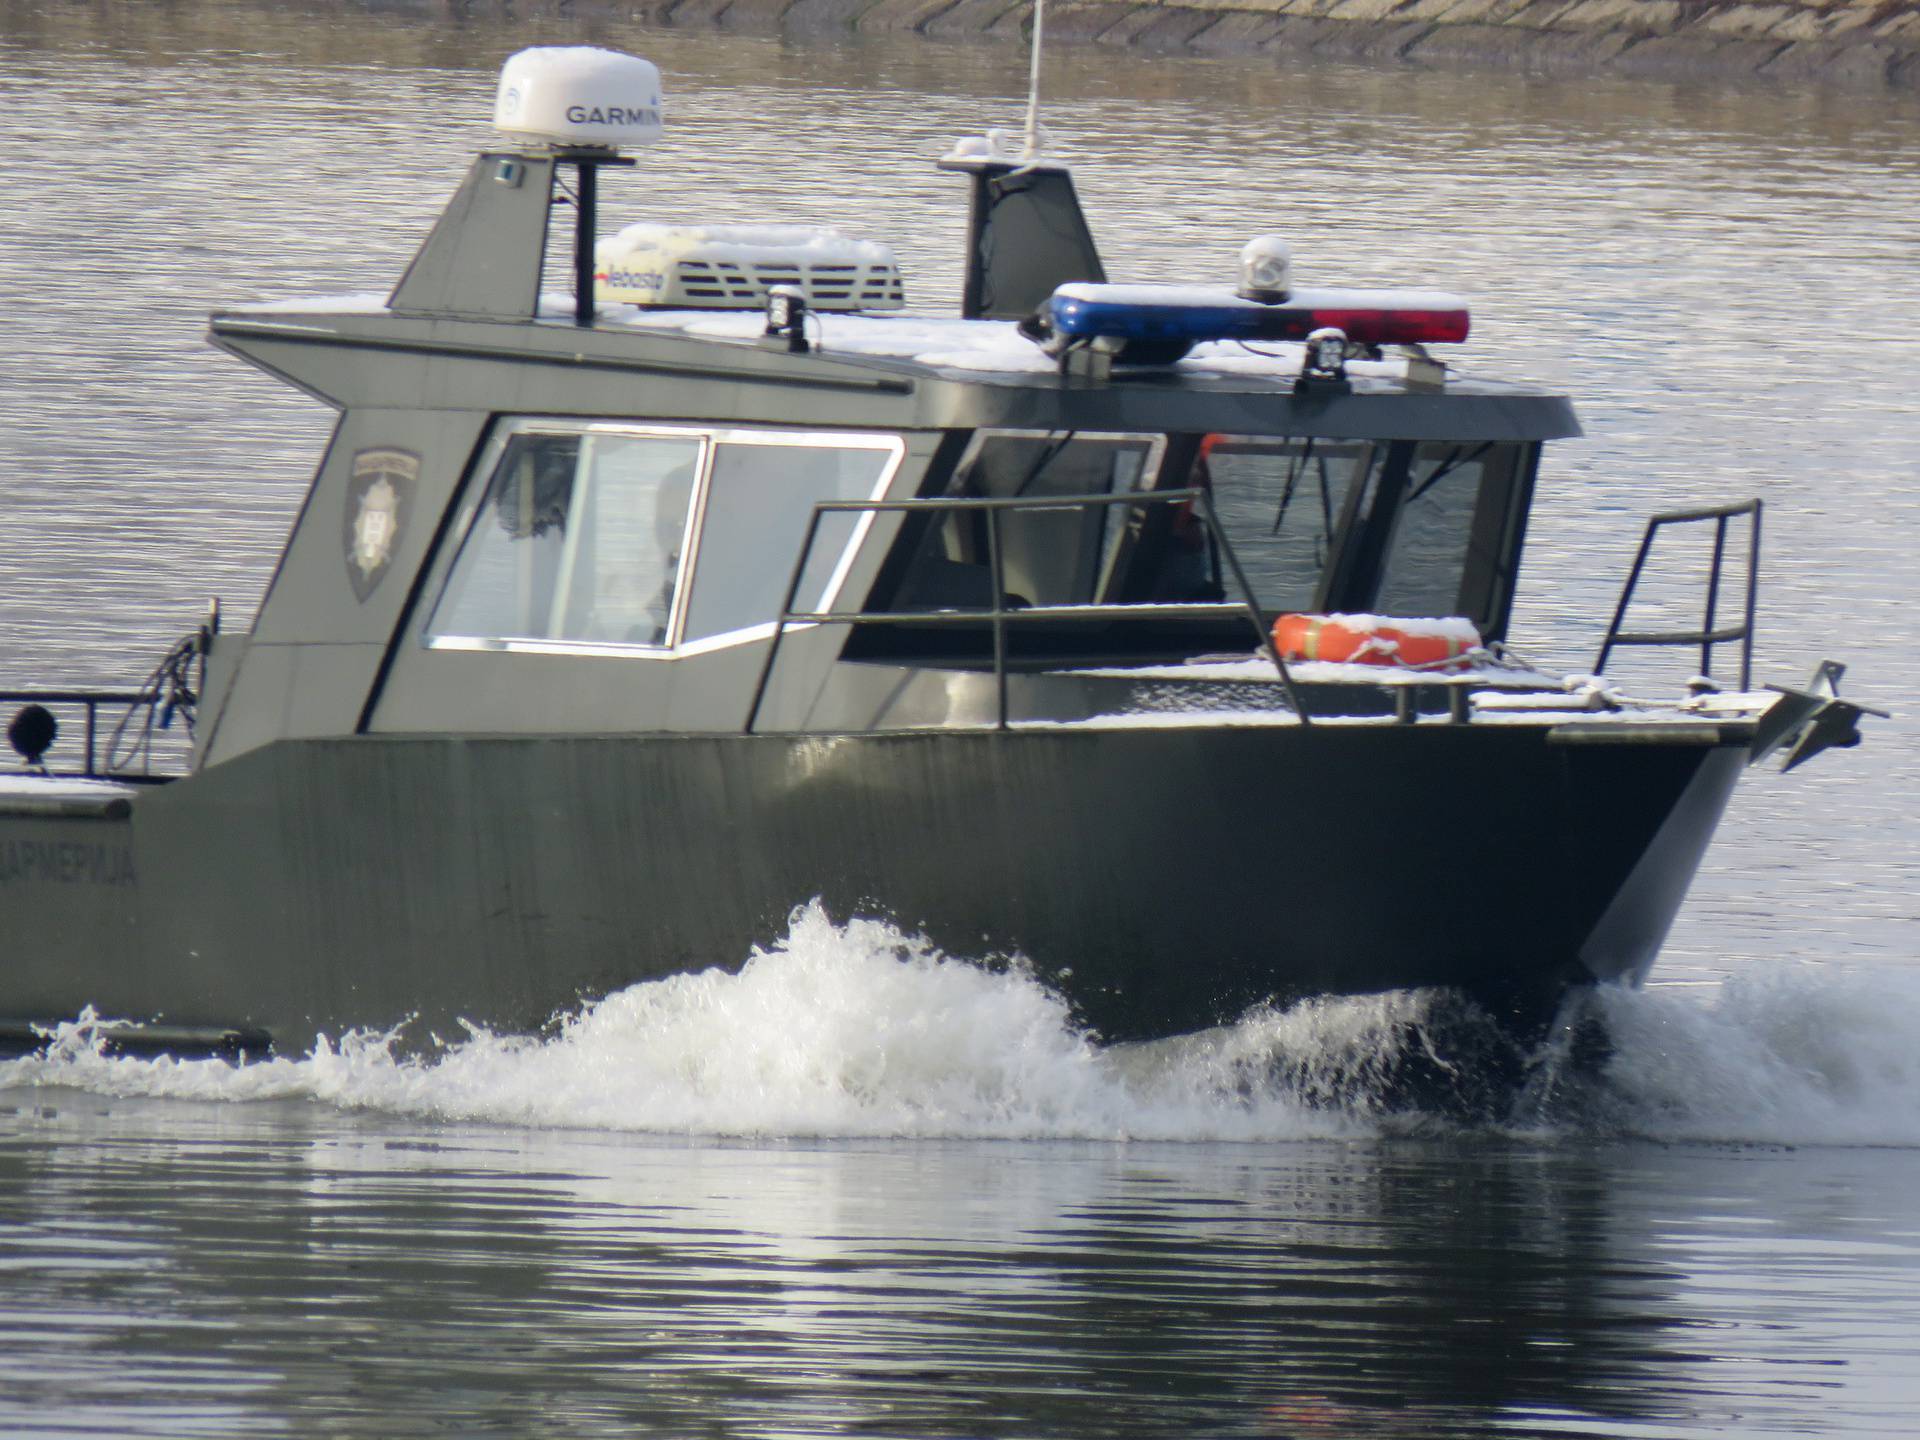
344, 447, 418, 602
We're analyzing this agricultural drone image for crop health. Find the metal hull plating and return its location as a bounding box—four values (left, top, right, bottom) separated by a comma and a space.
1, 724, 1745, 1051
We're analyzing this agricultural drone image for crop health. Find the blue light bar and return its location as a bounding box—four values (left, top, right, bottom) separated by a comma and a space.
1041, 282, 1471, 358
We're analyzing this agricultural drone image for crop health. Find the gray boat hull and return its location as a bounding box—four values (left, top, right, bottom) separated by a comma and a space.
1, 723, 1746, 1053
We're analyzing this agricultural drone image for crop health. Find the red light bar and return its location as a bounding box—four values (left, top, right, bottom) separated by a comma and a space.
1281, 302, 1470, 346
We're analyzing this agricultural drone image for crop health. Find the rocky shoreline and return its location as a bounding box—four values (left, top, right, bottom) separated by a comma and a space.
2, 0, 1913, 87
706, 0, 1918, 86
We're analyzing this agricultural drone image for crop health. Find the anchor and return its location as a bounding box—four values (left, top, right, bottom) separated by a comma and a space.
1748, 660, 1887, 772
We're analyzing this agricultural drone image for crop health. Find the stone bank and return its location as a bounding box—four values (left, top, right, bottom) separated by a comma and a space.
690, 0, 1920, 86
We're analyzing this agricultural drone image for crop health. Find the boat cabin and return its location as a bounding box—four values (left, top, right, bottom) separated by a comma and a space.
192, 46, 1577, 765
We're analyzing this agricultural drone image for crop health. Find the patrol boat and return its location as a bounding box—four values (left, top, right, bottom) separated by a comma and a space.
0, 47, 1879, 1060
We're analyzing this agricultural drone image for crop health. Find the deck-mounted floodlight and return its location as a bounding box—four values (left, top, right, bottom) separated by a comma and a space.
763, 284, 811, 354
1302, 326, 1349, 381
493, 47, 663, 327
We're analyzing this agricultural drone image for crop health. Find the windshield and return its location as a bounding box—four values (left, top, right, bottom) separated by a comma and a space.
1160, 436, 1531, 631
856, 430, 1535, 664
1374, 442, 1520, 618
892, 431, 1162, 611
1195, 439, 1377, 611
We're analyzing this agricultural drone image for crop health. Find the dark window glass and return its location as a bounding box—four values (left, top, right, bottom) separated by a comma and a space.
1198, 439, 1376, 612
1374, 442, 1519, 618
895, 433, 1158, 612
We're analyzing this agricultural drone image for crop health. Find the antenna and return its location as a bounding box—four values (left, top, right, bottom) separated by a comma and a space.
493, 47, 661, 326
1022, 0, 1046, 160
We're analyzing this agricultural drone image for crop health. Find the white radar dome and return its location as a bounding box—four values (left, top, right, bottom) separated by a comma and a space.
493, 47, 663, 151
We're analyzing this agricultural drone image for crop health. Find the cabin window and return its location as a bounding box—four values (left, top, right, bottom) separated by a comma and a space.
425, 422, 905, 655
895, 431, 1162, 611
682, 439, 898, 644
1151, 436, 1531, 631
1192, 439, 1375, 611
854, 429, 1534, 665
428, 430, 704, 647
1372, 442, 1524, 619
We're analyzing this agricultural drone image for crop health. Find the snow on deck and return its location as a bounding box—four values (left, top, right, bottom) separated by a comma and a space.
605, 304, 1447, 383
231, 292, 1447, 384
1067, 656, 1560, 688
0, 774, 140, 799
599, 222, 898, 265
226, 292, 395, 316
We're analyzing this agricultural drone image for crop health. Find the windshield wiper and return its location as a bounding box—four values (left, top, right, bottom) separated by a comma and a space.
1405, 441, 1492, 505
1273, 436, 1313, 535
1012, 431, 1079, 498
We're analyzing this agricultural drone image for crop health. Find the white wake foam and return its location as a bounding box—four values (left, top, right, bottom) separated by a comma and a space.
4, 904, 1918, 1146
1582, 966, 1920, 1146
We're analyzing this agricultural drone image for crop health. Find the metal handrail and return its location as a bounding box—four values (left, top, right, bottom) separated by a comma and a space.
744, 487, 1310, 733
0, 688, 149, 779
1594, 498, 1761, 690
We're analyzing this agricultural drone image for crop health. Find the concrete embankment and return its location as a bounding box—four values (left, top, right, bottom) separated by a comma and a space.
3, 0, 1913, 86
697, 0, 1920, 86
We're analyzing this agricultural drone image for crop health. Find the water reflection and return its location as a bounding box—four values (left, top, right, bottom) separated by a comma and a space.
0, 1098, 1827, 1437
7, 970, 1920, 1437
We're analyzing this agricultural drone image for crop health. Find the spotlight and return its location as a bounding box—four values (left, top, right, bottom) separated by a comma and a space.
765, 284, 810, 354
1303, 326, 1349, 380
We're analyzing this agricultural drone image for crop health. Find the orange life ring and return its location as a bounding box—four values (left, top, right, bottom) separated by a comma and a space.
1272, 612, 1481, 670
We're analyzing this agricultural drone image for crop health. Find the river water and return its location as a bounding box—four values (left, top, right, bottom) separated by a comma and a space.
4, 4, 1920, 1436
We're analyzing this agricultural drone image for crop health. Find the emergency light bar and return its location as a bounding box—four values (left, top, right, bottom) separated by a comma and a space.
1034, 282, 1471, 361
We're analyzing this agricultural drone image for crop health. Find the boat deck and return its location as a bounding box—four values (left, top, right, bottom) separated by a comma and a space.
0, 775, 141, 819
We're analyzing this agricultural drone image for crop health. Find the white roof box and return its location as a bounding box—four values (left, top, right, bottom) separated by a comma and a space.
596, 223, 905, 312
493, 47, 663, 151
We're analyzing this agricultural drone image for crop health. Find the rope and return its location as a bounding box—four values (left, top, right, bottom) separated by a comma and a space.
105, 634, 201, 775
